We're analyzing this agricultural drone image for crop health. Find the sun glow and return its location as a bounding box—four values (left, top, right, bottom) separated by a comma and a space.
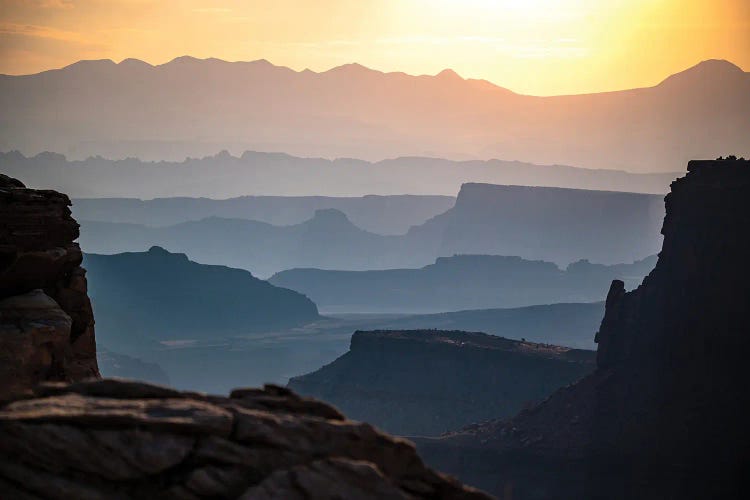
0, 0, 747, 95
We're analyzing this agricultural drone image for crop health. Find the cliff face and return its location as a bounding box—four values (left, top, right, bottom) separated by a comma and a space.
408, 183, 664, 266
416, 159, 750, 499
590, 159, 750, 484
289, 330, 595, 436
0, 175, 99, 399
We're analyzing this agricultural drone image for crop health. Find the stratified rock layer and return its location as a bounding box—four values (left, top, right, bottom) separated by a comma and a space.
416, 159, 750, 499
1, 175, 99, 399
0, 379, 490, 499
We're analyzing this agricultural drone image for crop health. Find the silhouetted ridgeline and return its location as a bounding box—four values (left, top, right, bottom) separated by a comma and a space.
0, 151, 680, 198
1, 57, 747, 171
415, 158, 750, 499
371, 302, 605, 349
79, 210, 414, 278
77, 183, 664, 277
410, 183, 664, 265
84, 247, 320, 352
70, 193, 456, 235
289, 330, 595, 436
272, 254, 656, 313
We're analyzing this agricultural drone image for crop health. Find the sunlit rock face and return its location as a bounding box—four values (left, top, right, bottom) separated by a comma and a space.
1, 174, 99, 399
415, 159, 750, 500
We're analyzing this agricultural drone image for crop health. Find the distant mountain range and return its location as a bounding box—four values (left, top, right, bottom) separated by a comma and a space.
271, 255, 656, 314
78, 183, 664, 277
83, 247, 320, 353
1, 150, 680, 198
1, 57, 747, 171
71, 193, 455, 235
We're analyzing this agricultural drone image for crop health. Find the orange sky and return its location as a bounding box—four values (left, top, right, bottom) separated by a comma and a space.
0, 0, 748, 95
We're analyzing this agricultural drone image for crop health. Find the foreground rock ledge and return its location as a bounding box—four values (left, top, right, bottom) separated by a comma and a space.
0, 378, 491, 499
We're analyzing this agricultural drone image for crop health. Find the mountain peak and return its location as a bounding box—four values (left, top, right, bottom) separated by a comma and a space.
165, 55, 203, 66
325, 62, 376, 76
312, 208, 350, 221
62, 59, 116, 71
436, 68, 462, 80
658, 59, 747, 87
304, 209, 358, 230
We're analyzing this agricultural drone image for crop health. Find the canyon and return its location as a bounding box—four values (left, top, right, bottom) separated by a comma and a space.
0, 174, 489, 499
415, 159, 750, 499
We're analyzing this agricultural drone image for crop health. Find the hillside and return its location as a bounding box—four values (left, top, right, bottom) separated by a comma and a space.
1, 58, 747, 171
83, 247, 320, 352
289, 330, 595, 436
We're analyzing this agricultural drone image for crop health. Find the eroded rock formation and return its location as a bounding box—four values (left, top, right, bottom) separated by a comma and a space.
0, 379, 490, 499
1, 174, 99, 399
415, 159, 750, 499
290, 330, 595, 436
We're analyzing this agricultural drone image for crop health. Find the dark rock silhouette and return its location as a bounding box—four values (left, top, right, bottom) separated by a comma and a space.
0, 379, 490, 499
271, 254, 657, 313
415, 159, 750, 499
289, 330, 595, 436
0, 174, 99, 399
0, 58, 747, 171
83, 247, 320, 352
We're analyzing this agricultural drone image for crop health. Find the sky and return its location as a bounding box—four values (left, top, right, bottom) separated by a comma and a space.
0, 0, 748, 96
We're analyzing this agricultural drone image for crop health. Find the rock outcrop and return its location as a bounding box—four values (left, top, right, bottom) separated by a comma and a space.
289, 330, 595, 436
1, 174, 99, 399
0, 379, 490, 499
415, 159, 750, 499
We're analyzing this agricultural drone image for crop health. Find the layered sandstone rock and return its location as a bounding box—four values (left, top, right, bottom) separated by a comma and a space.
1, 175, 99, 399
416, 159, 750, 499
0, 379, 490, 499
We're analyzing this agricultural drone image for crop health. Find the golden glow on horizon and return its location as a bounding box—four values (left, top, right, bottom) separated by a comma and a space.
0, 0, 748, 95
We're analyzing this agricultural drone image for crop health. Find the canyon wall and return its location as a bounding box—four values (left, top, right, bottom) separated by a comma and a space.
416, 159, 750, 499
1, 174, 99, 399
